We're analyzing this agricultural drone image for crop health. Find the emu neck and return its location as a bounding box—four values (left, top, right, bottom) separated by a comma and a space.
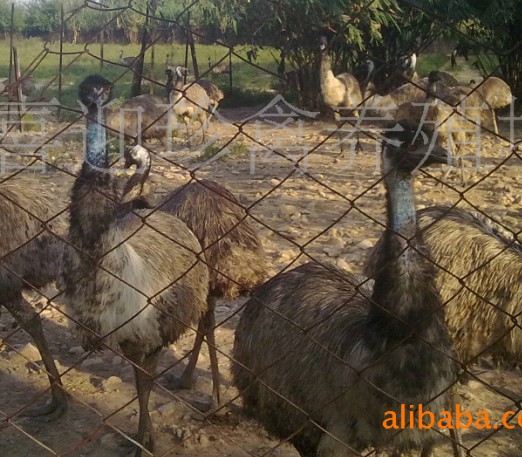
320, 52, 334, 84
85, 108, 108, 169
69, 105, 116, 249
366, 157, 442, 346
121, 155, 151, 206
385, 171, 416, 238
174, 72, 184, 90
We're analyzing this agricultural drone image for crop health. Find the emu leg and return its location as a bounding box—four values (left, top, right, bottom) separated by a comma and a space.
335, 109, 362, 156
4, 295, 67, 420
440, 135, 462, 185
419, 444, 433, 457
177, 296, 221, 406
122, 345, 161, 457
449, 427, 463, 457
204, 297, 221, 406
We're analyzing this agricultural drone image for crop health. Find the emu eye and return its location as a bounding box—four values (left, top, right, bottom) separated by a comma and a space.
104, 87, 111, 93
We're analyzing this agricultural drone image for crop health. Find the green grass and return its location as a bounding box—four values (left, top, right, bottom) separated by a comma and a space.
416, 51, 455, 76
1, 38, 280, 118
3, 38, 489, 119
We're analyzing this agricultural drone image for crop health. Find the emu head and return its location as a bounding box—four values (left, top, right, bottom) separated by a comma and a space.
124, 144, 150, 171
78, 75, 112, 110
175, 66, 189, 78
320, 35, 328, 51
382, 121, 453, 173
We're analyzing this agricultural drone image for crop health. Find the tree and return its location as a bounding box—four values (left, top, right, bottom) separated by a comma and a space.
24, 0, 60, 38
460, 0, 522, 100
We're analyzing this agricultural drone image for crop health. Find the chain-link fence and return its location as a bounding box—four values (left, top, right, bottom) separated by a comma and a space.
0, 1, 521, 456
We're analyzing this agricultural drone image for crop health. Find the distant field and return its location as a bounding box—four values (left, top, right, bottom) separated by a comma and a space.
0, 38, 281, 112
1, 38, 482, 115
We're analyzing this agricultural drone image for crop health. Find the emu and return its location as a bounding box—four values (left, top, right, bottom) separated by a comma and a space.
58, 75, 209, 456
0, 76, 36, 100
418, 205, 521, 367
470, 76, 512, 134
232, 122, 460, 457
208, 57, 231, 75
124, 145, 267, 406
119, 50, 137, 67
0, 180, 67, 419
319, 35, 364, 153
105, 96, 171, 146
165, 67, 223, 120
170, 69, 211, 143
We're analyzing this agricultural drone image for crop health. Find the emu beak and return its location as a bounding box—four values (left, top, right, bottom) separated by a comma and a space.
408, 140, 454, 168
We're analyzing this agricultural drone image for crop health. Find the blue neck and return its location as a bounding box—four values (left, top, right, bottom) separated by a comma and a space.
386, 176, 416, 235
85, 110, 107, 169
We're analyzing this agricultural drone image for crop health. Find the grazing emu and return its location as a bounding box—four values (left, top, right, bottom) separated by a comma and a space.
59, 75, 209, 456
195, 79, 224, 118
124, 146, 267, 406
319, 35, 363, 152
166, 67, 223, 120
0, 76, 36, 100
208, 57, 231, 75
105, 92, 171, 146
394, 72, 474, 184
232, 122, 459, 457
365, 70, 459, 116
169, 67, 211, 142
0, 181, 67, 419
471, 76, 512, 134
418, 205, 522, 367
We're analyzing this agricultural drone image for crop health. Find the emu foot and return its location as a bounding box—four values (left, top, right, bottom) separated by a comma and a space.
121, 432, 154, 457
21, 391, 68, 421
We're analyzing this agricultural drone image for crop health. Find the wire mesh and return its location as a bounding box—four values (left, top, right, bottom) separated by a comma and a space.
0, 1, 521, 456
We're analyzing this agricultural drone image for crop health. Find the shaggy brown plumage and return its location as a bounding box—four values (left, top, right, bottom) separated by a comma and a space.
105, 95, 171, 145
195, 79, 224, 113
319, 37, 362, 117
59, 76, 209, 456
170, 81, 211, 142
468, 76, 512, 134
232, 123, 458, 457
0, 178, 67, 419
160, 180, 267, 404
418, 205, 522, 366
0, 75, 36, 99
125, 144, 267, 406
159, 179, 266, 300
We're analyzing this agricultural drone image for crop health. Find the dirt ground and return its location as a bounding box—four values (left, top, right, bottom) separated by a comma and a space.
0, 104, 521, 457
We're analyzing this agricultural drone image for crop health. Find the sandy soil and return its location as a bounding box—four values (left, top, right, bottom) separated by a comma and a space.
0, 105, 521, 457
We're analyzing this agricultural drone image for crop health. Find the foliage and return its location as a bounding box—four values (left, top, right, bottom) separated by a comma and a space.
0, 0, 520, 101
459, 0, 522, 101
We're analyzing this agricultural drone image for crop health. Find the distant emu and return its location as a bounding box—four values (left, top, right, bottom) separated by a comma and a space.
233, 122, 460, 457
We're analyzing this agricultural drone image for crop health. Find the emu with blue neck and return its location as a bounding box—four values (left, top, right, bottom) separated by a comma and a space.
368, 128, 451, 344
81, 75, 112, 170
232, 121, 460, 457
69, 75, 114, 248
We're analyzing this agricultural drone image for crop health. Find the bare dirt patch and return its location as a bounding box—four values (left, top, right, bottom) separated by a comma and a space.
1, 107, 521, 457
